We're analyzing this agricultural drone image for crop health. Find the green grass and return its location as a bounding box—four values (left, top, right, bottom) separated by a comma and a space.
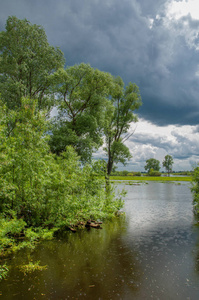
110, 176, 192, 182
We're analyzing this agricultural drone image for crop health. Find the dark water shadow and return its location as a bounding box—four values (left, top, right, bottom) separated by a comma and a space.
1, 182, 199, 299
0, 216, 144, 299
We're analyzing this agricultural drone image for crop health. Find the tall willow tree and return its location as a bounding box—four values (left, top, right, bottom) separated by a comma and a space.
104, 77, 142, 176
49, 63, 114, 163
0, 16, 65, 111
162, 155, 173, 176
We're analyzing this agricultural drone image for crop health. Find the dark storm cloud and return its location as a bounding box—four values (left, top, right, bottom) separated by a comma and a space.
1, 0, 199, 126
138, 0, 166, 16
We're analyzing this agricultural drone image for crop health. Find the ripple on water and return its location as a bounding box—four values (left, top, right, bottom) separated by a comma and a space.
0, 182, 199, 300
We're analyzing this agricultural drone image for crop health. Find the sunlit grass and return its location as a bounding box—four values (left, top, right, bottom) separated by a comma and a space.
110, 176, 192, 182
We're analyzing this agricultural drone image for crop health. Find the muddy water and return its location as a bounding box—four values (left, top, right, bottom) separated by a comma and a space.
1, 181, 199, 299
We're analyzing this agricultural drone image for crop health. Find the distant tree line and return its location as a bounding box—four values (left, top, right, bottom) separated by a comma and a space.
111, 170, 142, 176
144, 155, 174, 176
110, 155, 174, 177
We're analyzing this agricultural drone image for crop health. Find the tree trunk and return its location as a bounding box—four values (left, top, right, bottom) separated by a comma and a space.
107, 137, 114, 176
107, 159, 114, 176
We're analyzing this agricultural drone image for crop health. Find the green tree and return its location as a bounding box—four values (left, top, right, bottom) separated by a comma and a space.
49, 63, 114, 163
162, 155, 173, 176
145, 158, 160, 173
148, 168, 161, 177
103, 77, 142, 176
191, 165, 199, 215
1, 98, 64, 223
0, 98, 124, 227
0, 16, 65, 111
0, 98, 51, 224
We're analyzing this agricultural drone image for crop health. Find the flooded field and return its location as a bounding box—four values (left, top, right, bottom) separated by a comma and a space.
1, 181, 199, 299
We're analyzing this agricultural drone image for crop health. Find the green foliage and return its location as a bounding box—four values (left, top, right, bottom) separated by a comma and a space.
49, 63, 114, 163
148, 169, 161, 177
173, 171, 193, 176
145, 158, 161, 173
111, 170, 141, 176
120, 170, 129, 176
0, 16, 135, 257
0, 216, 26, 237
0, 98, 52, 225
0, 16, 65, 111
18, 260, 47, 275
133, 172, 142, 176
0, 264, 9, 281
104, 78, 142, 175
110, 176, 191, 181
110, 141, 132, 166
0, 215, 27, 256
0, 214, 56, 257
0, 98, 124, 256
191, 166, 199, 215
162, 155, 174, 176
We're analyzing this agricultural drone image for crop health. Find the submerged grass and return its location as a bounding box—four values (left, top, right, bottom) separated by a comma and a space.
110, 176, 192, 182
18, 261, 48, 275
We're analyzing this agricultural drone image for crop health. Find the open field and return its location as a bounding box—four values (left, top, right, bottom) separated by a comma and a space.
110, 176, 192, 182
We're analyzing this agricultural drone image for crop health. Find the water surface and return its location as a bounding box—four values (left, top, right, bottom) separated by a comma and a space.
1, 181, 199, 299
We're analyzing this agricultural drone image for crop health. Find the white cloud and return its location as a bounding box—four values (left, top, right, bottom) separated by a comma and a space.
165, 0, 199, 50
148, 18, 154, 29
94, 118, 199, 172
128, 119, 199, 171
166, 0, 199, 21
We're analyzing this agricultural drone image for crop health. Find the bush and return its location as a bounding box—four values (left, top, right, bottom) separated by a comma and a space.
148, 169, 161, 177
121, 170, 129, 176
0, 264, 9, 281
133, 172, 141, 176
191, 166, 199, 215
0, 99, 124, 229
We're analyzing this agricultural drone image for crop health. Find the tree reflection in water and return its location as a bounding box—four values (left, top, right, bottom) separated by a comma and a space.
0, 216, 143, 299
1, 182, 199, 300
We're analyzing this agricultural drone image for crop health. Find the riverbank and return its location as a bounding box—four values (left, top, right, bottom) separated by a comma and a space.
1, 181, 198, 299
110, 176, 192, 182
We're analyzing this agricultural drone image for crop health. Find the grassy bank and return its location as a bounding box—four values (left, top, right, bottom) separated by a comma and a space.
110, 176, 192, 182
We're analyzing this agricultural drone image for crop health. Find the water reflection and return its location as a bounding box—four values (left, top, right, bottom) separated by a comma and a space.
1, 182, 199, 299
119, 182, 199, 299
0, 217, 143, 299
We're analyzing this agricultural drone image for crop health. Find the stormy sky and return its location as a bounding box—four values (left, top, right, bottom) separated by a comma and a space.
1, 0, 199, 171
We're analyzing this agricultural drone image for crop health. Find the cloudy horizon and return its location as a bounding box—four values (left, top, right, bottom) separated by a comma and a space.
1, 0, 199, 171
93, 118, 199, 172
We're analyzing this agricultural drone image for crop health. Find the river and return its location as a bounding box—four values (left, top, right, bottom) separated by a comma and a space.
1, 181, 199, 299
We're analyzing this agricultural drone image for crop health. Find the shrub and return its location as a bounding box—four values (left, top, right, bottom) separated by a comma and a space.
191, 166, 199, 215
148, 169, 161, 177
0, 264, 9, 281
0, 98, 124, 256
134, 172, 141, 176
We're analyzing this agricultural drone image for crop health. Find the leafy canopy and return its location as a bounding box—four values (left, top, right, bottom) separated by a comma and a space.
0, 98, 123, 227
49, 63, 114, 162
145, 158, 161, 173
0, 16, 65, 111
192, 165, 199, 215
103, 77, 142, 175
162, 155, 173, 176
